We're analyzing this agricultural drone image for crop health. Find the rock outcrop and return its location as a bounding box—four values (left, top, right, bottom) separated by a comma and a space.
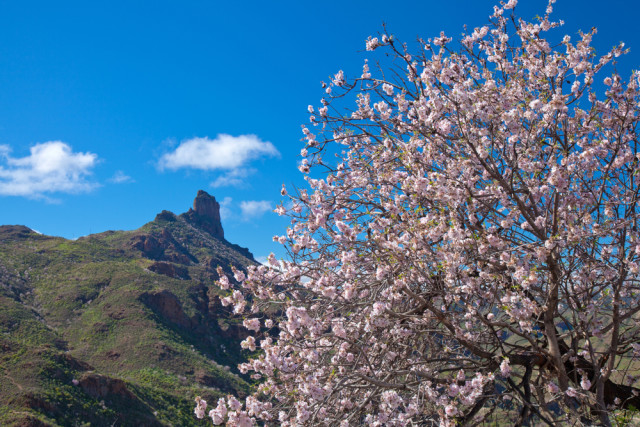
128, 229, 196, 264
78, 373, 136, 400
140, 290, 192, 329
180, 190, 224, 239
148, 261, 190, 280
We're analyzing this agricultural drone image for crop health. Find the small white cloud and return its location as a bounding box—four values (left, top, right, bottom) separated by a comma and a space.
0, 141, 98, 198
219, 196, 233, 220
158, 134, 279, 171
210, 168, 254, 188
255, 255, 269, 266
108, 170, 134, 184
239, 200, 272, 221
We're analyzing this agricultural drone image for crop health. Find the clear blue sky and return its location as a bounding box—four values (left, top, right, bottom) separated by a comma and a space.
0, 0, 637, 261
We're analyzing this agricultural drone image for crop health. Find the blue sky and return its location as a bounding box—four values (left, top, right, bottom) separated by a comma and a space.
0, 0, 638, 261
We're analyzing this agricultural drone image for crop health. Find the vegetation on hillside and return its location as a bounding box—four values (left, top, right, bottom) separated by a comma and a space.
0, 193, 256, 426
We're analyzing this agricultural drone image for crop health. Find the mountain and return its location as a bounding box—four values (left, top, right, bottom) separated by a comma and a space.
0, 191, 257, 426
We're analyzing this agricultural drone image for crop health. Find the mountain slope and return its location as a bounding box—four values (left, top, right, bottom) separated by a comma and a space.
0, 191, 256, 426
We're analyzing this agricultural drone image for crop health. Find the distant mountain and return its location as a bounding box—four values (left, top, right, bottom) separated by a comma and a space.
0, 191, 257, 426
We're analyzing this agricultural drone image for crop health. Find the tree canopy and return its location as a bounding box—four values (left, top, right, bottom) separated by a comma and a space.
196, 1, 640, 425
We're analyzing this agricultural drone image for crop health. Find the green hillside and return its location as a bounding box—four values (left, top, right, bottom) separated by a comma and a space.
0, 191, 256, 426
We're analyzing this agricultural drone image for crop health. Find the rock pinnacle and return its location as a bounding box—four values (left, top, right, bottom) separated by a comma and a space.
181, 190, 224, 239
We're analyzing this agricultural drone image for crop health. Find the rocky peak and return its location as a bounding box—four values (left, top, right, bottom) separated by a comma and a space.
193, 190, 221, 220
181, 190, 224, 239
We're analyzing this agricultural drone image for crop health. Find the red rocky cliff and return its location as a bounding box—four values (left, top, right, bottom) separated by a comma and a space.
180, 190, 224, 239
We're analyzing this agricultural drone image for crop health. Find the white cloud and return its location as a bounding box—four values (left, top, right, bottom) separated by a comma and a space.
210, 168, 254, 188
108, 170, 134, 184
158, 134, 279, 171
0, 141, 98, 198
219, 196, 233, 220
239, 200, 272, 220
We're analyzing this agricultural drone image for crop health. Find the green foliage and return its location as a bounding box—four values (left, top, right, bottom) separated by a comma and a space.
613, 405, 640, 426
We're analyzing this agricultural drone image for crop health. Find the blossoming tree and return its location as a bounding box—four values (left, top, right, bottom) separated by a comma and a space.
196, 1, 640, 425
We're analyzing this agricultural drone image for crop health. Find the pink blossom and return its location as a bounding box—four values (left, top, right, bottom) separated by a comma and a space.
208, 398, 227, 425
547, 382, 560, 394
500, 358, 512, 378
194, 396, 207, 419
366, 36, 380, 51
445, 405, 458, 416
332, 70, 345, 87
566, 387, 578, 397
243, 318, 261, 332
228, 396, 242, 412
218, 274, 230, 290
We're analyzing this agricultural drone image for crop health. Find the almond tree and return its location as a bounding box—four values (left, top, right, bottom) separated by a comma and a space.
196, 1, 640, 425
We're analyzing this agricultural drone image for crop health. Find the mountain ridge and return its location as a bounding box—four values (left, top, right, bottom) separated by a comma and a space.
0, 191, 256, 426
